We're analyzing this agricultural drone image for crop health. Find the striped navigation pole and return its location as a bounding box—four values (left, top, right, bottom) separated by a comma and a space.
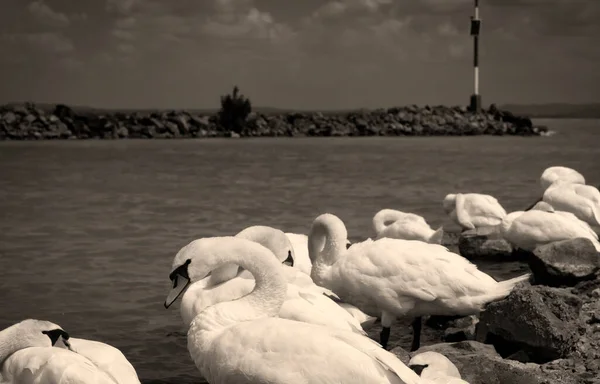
469, 0, 482, 112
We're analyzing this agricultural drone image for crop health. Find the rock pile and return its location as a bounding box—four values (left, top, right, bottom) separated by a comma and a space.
0, 102, 548, 140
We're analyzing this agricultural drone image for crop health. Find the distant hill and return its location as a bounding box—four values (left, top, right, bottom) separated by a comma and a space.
3, 101, 600, 118
499, 103, 600, 119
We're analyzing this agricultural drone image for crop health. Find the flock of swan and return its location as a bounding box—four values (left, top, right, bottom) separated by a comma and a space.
1, 165, 598, 384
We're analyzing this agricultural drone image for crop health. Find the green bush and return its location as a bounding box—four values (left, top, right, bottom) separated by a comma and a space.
218, 85, 252, 134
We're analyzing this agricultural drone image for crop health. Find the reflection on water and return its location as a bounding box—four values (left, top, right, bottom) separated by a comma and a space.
0, 119, 598, 383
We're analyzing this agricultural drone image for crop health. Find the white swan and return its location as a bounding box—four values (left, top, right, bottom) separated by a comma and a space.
167, 236, 424, 384
284, 232, 353, 276
500, 205, 600, 252
0, 319, 140, 384
167, 226, 367, 335
373, 209, 444, 244
409, 351, 469, 384
307, 213, 531, 352
525, 166, 586, 210
442, 193, 507, 230
541, 181, 600, 228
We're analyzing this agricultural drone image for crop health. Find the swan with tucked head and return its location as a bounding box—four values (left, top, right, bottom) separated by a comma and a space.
442, 193, 507, 231
541, 179, 600, 229
307, 213, 530, 352
166, 236, 424, 384
409, 351, 469, 384
524, 166, 586, 210
500, 202, 600, 252
168, 225, 370, 335
373, 209, 444, 244
0, 319, 139, 384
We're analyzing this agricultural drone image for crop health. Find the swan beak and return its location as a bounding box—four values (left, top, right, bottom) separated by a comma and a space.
408, 364, 428, 376
283, 250, 294, 267
164, 274, 190, 309
55, 336, 72, 351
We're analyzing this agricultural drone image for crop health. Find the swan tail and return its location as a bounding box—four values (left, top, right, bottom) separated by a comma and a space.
429, 226, 444, 244
481, 273, 531, 307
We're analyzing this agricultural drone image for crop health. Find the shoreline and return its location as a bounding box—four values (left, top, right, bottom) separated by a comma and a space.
0, 102, 548, 140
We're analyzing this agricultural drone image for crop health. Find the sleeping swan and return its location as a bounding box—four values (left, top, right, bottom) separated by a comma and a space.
409, 351, 469, 384
373, 209, 444, 244
524, 166, 586, 210
0, 319, 140, 384
166, 236, 424, 384
307, 213, 530, 352
167, 226, 368, 334
442, 193, 507, 231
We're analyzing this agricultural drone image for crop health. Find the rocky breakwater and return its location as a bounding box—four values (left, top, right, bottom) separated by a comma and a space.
0, 102, 548, 140
394, 237, 600, 384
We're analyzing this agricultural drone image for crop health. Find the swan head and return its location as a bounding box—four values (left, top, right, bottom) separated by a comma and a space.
408, 351, 461, 379
307, 213, 348, 266
235, 225, 295, 266
530, 201, 554, 212
164, 237, 282, 309
1, 319, 72, 358
442, 194, 457, 214
540, 166, 585, 191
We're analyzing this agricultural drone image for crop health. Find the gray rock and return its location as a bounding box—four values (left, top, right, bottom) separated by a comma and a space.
410, 341, 580, 384
476, 284, 582, 363
528, 238, 600, 287
458, 227, 515, 261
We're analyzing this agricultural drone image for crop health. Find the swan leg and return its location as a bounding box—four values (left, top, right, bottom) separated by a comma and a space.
410, 316, 422, 352
380, 311, 395, 350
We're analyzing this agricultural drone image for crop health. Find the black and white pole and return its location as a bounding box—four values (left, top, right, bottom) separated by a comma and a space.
469, 0, 482, 112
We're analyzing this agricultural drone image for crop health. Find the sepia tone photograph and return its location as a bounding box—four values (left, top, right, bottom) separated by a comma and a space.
0, 0, 599, 383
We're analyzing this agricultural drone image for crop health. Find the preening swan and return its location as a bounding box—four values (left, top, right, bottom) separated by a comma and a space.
168, 226, 367, 335
442, 193, 507, 231
525, 166, 586, 210
500, 205, 600, 252
168, 236, 424, 384
409, 351, 469, 384
284, 232, 353, 276
307, 213, 531, 352
0, 319, 140, 384
373, 209, 444, 244
542, 181, 600, 228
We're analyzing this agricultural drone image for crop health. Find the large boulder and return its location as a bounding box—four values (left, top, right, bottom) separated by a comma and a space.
476, 284, 582, 363
458, 227, 515, 261
409, 341, 580, 384
528, 238, 600, 287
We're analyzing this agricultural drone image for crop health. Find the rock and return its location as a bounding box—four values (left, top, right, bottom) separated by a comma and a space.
390, 346, 411, 365
410, 341, 580, 384
0, 103, 546, 140
528, 238, 600, 287
458, 227, 515, 261
476, 284, 582, 363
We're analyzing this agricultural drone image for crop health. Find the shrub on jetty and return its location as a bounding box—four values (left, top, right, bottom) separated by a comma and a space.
218, 86, 252, 134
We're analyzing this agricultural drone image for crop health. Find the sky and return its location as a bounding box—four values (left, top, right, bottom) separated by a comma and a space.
0, 0, 599, 110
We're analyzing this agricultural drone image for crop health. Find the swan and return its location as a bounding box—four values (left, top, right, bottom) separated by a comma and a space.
284, 232, 353, 276
525, 166, 586, 210
307, 213, 531, 352
541, 181, 600, 228
500, 205, 600, 252
167, 236, 424, 384
442, 193, 507, 231
168, 226, 368, 334
373, 209, 444, 244
0, 319, 140, 384
409, 351, 469, 384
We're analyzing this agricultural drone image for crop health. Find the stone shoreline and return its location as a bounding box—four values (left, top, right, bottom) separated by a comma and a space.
0, 103, 549, 140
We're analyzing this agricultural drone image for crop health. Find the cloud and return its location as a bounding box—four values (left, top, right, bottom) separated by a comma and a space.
310, 0, 392, 19
105, 0, 142, 14
28, 0, 70, 28
3, 32, 74, 54
203, 7, 294, 42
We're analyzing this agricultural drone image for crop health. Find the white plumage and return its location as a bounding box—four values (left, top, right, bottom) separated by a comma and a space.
442, 193, 507, 230
409, 351, 469, 384
373, 209, 444, 244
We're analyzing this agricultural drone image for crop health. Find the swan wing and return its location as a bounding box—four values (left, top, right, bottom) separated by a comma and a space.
463, 194, 507, 226
454, 194, 475, 229
296, 289, 367, 334
202, 318, 421, 384
68, 338, 140, 384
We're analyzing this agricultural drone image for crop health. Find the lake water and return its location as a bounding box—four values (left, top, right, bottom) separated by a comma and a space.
0, 118, 598, 383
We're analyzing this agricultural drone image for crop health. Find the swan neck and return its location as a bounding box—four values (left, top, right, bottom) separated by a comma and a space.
209, 263, 239, 285
192, 243, 287, 332
372, 209, 400, 234
0, 324, 20, 365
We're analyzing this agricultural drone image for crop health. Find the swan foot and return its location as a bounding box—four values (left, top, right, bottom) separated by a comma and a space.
380, 326, 391, 350
410, 317, 422, 352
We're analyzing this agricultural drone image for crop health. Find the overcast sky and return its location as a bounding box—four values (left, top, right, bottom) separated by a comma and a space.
0, 0, 598, 110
